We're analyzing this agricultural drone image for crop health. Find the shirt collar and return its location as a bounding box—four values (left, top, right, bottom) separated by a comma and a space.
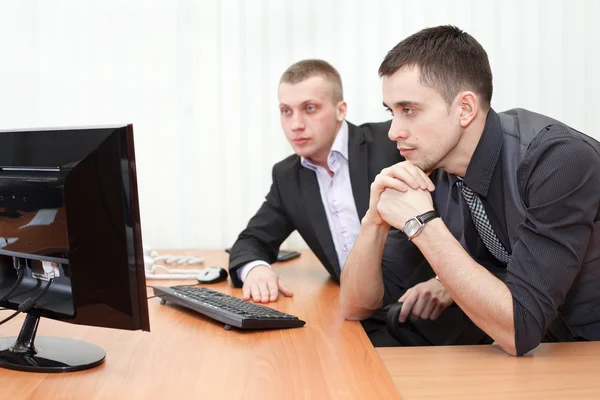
300, 120, 349, 171
463, 108, 503, 197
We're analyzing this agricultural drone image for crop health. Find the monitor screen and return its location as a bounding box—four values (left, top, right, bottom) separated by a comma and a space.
0, 124, 150, 372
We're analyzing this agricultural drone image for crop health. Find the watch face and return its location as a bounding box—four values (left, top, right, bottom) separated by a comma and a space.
404, 218, 422, 238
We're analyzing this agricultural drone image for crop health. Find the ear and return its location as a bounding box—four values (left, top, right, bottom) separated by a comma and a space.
457, 91, 478, 128
336, 101, 347, 122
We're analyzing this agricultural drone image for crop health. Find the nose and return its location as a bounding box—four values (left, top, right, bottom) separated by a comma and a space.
291, 112, 305, 131
388, 117, 409, 141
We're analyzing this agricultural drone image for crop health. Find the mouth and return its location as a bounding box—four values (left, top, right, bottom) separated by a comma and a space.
293, 138, 311, 145
398, 147, 416, 157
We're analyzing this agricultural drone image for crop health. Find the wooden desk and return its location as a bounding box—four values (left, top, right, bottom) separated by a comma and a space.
0, 250, 401, 400
377, 342, 600, 399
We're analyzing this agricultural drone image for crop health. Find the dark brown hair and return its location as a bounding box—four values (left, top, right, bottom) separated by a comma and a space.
280, 59, 343, 103
379, 25, 493, 109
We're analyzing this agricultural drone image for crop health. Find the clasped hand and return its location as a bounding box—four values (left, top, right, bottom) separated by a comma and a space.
367, 161, 435, 230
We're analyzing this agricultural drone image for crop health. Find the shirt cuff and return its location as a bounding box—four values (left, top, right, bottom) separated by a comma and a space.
237, 260, 271, 282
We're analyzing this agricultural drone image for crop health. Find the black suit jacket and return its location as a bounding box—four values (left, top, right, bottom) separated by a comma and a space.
228, 120, 402, 287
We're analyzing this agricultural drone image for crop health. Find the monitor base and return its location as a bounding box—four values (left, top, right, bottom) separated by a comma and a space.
0, 313, 105, 373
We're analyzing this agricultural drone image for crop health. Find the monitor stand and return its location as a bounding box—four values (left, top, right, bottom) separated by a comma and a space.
0, 313, 105, 372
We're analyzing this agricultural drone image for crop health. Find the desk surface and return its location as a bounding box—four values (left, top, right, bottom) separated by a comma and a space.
0, 250, 401, 400
3, 249, 599, 400
377, 341, 600, 400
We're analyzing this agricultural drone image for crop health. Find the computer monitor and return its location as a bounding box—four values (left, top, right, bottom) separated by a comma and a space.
0, 124, 150, 373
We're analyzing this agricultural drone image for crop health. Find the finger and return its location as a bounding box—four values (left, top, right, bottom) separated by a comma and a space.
419, 298, 436, 320
410, 293, 430, 320
416, 167, 436, 191
398, 289, 410, 303
380, 167, 420, 190
399, 291, 417, 323
382, 176, 411, 192
429, 304, 445, 321
250, 284, 261, 303
387, 164, 426, 190
373, 174, 410, 193
267, 278, 279, 302
369, 180, 384, 212
242, 283, 251, 300
258, 283, 270, 303
398, 165, 428, 190
278, 280, 294, 297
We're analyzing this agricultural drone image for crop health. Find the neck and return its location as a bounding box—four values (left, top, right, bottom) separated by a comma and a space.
442, 113, 487, 177
308, 120, 343, 171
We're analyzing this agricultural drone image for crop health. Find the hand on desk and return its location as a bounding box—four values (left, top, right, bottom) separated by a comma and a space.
398, 278, 453, 323
243, 265, 294, 303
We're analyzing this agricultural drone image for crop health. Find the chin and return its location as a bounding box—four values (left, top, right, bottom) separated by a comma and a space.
293, 148, 314, 158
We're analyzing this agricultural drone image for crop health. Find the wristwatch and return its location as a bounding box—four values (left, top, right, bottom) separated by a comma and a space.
403, 210, 439, 240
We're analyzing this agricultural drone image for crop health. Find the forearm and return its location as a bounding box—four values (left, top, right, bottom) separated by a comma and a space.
340, 215, 390, 320
412, 219, 517, 355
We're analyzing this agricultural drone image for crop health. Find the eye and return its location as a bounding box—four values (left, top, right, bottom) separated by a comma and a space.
281, 108, 291, 116
306, 104, 317, 112
403, 108, 413, 115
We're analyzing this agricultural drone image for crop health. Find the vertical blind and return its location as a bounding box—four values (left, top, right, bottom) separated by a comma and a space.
0, 0, 598, 249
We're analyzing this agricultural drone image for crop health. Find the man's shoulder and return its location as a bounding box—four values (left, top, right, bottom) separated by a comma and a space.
272, 153, 302, 177
348, 119, 392, 139
347, 119, 398, 151
499, 108, 600, 153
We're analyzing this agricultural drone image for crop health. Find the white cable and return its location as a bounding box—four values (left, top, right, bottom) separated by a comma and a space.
145, 272, 201, 280
150, 254, 205, 265
149, 264, 206, 274
143, 251, 206, 280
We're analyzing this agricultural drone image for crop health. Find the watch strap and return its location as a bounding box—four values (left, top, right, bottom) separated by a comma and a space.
417, 210, 439, 225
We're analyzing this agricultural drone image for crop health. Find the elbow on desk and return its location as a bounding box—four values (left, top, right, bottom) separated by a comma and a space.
496, 339, 519, 357
512, 334, 544, 357
340, 308, 370, 321
495, 327, 542, 357
339, 298, 377, 321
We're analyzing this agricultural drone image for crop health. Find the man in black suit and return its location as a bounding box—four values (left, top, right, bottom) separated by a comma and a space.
228, 59, 403, 304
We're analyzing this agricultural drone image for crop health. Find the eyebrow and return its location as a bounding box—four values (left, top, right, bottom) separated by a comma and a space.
383, 101, 421, 109
280, 99, 321, 108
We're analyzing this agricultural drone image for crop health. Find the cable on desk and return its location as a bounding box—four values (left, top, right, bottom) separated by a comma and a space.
0, 310, 21, 325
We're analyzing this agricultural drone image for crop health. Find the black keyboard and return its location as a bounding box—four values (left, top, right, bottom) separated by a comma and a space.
152, 286, 306, 330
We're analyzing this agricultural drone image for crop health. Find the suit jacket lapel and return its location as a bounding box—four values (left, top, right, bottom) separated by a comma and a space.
347, 124, 369, 219
299, 167, 340, 274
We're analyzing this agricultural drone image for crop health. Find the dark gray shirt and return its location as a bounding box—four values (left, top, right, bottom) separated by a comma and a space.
381, 109, 600, 355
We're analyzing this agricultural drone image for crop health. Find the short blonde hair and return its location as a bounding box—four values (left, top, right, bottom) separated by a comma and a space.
280, 59, 343, 103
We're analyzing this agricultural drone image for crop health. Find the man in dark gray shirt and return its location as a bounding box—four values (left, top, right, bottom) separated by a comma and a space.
340, 25, 600, 356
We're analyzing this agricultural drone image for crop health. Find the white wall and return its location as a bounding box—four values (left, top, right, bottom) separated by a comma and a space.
1, 0, 599, 249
